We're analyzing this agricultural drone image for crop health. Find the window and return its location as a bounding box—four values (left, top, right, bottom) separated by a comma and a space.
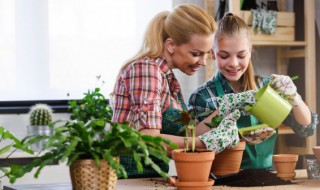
0, 0, 15, 96
0, 0, 172, 101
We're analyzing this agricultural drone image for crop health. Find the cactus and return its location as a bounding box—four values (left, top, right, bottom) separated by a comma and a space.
29, 104, 53, 126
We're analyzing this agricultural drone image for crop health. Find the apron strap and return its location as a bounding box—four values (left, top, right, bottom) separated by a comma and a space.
214, 76, 225, 97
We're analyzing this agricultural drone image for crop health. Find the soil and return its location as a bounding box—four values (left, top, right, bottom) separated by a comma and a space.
213, 169, 295, 187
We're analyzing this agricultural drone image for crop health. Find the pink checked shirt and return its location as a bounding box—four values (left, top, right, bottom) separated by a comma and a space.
112, 56, 184, 131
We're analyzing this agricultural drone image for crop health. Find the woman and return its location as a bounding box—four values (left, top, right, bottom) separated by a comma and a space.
111, 5, 242, 178
189, 13, 318, 170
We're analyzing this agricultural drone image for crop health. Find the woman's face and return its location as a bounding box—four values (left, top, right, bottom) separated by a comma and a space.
169, 34, 214, 75
213, 34, 252, 85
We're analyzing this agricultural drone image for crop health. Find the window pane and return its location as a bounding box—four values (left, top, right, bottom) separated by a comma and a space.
48, 0, 172, 100
0, 0, 15, 92
0, 0, 172, 101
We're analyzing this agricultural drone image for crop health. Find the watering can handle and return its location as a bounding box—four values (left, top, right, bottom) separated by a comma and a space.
245, 105, 252, 111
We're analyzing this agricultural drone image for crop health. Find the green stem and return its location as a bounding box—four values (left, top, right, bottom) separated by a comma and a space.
192, 125, 196, 152
185, 127, 189, 152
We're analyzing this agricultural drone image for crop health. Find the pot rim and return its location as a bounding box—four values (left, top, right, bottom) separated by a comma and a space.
273, 154, 298, 162
175, 179, 214, 187
172, 149, 215, 161
230, 141, 246, 150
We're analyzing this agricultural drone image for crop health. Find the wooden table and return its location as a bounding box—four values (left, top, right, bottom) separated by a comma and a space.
117, 170, 320, 190
3, 170, 320, 190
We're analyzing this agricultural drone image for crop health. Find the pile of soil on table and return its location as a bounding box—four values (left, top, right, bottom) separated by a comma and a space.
214, 169, 295, 187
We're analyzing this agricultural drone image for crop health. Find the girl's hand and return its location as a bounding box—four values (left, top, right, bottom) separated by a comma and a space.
216, 90, 257, 117
198, 109, 240, 153
270, 74, 302, 107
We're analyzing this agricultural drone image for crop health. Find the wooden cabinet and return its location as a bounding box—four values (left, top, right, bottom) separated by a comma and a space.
205, 0, 317, 155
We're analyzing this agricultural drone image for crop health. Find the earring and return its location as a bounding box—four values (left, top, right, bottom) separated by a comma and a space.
169, 50, 174, 54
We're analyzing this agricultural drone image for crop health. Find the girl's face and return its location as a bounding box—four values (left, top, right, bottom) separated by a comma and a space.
169, 34, 214, 75
213, 34, 252, 87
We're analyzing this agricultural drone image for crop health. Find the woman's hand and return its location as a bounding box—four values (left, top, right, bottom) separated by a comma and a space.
216, 90, 256, 117
198, 109, 240, 153
270, 74, 302, 107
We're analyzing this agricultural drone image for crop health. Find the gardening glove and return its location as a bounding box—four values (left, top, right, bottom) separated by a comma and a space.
198, 109, 240, 154
261, 10, 277, 34
252, 9, 263, 34
242, 127, 276, 145
270, 74, 302, 107
216, 91, 257, 117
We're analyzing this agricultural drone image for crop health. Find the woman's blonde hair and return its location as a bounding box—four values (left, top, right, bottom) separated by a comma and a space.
111, 4, 216, 94
214, 13, 256, 91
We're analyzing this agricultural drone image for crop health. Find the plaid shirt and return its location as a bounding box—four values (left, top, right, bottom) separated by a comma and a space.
189, 72, 318, 137
112, 56, 184, 131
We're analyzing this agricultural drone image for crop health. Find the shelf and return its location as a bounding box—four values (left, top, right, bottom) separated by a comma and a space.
204, 0, 316, 155
253, 41, 306, 47
227, 0, 317, 155
278, 125, 294, 135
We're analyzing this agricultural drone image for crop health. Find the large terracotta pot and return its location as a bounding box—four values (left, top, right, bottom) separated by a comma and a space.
273, 154, 298, 180
172, 149, 215, 182
211, 141, 246, 176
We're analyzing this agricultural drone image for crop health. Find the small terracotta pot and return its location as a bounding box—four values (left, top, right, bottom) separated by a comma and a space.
211, 141, 246, 176
313, 146, 320, 160
175, 179, 214, 190
273, 154, 298, 180
172, 149, 215, 182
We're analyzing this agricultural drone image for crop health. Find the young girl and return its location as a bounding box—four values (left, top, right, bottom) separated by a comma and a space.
189, 13, 318, 169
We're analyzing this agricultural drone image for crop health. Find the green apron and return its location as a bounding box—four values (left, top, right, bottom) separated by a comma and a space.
120, 77, 187, 178
214, 76, 277, 169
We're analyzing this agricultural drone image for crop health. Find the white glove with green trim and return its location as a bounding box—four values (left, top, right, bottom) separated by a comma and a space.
270, 74, 302, 107
199, 109, 240, 154
216, 91, 257, 117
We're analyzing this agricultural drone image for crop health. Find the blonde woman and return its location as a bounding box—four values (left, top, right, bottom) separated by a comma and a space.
111, 5, 245, 178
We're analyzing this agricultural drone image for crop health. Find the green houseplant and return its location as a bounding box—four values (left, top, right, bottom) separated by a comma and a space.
173, 110, 246, 181
0, 126, 34, 183
2, 87, 177, 190
27, 104, 54, 151
0, 126, 33, 157
171, 110, 215, 189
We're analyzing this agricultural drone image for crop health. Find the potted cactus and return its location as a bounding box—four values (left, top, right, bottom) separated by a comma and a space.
27, 103, 54, 151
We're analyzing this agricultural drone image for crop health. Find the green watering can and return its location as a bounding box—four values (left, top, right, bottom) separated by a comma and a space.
245, 84, 292, 129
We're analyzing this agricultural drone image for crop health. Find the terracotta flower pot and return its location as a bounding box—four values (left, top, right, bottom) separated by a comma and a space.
211, 141, 246, 176
172, 149, 215, 182
313, 146, 320, 160
175, 179, 214, 190
273, 154, 298, 180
